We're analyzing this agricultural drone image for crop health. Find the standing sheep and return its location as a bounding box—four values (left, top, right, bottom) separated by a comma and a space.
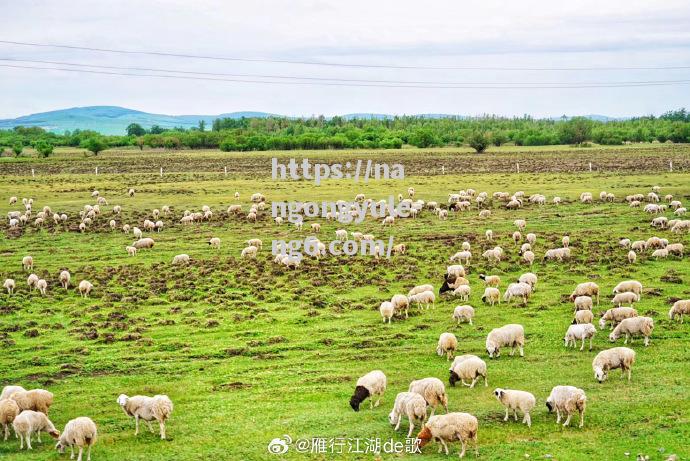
599, 307, 638, 330
436, 333, 458, 360
613, 280, 643, 296
486, 324, 525, 358
208, 237, 221, 249
10, 389, 53, 414
78, 280, 94, 298
415, 413, 479, 459
379, 301, 394, 324
408, 377, 449, 417
609, 317, 654, 346
12, 410, 60, 450
0, 398, 20, 440
388, 392, 427, 438
3, 279, 15, 295
574, 310, 594, 325
669, 299, 690, 323
612, 292, 639, 307
593, 347, 636, 382
564, 323, 597, 351
481, 287, 500, 307
22, 255, 34, 271
449, 355, 487, 388
117, 394, 174, 439
390, 294, 410, 319
452, 305, 475, 325
546, 386, 586, 427
349, 370, 387, 411
570, 282, 600, 305
493, 388, 536, 427
59, 270, 71, 290
55, 417, 97, 461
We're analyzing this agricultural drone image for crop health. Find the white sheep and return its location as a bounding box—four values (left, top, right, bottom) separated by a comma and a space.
546, 386, 586, 427
133, 238, 155, 249
521, 250, 535, 265
241, 246, 258, 259
59, 270, 71, 290
36, 279, 47, 296
628, 250, 637, 264
486, 324, 525, 358
436, 333, 458, 360
172, 254, 190, 265
613, 280, 643, 296
448, 355, 487, 388
609, 316, 654, 346
379, 301, 395, 324
78, 280, 94, 298
409, 291, 435, 310
599, 307, 638, 330
481, 287, 500, 306
3, 279, 15, 295
593, 347, 636, 382
612, 292, 639, 306
503, 282, 532, 305
22, 255, 34, 271
55, 416, 97, 461
415, 412, 478, 459
452, 285, 471, 302
573, 295, 593, 311
408, 377, 448, 417
452, 305, 474, 325
349, 370, 386, 411
409, 284, 434, 297
666, 243, 684, 258
0, 398, 19, 441
117, 394, 173, 439
479, 274, 500, 287
574, 310, 594, 324
126, 246, 137, 256
208, 237, 221, 249
13, 410, 60, 449
669, 299, 690, 323
564, 323, 597, 351
570, 282, 600, 305
0, 385, 26, 400
388, 392, 427, 438
493, 388, 536, 427
27, 273, 39, 290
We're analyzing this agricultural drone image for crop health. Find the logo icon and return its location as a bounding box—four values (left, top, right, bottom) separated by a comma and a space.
268, 434, 292, 455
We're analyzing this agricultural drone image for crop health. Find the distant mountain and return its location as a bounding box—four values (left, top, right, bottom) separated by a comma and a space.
0, 106, 624, 135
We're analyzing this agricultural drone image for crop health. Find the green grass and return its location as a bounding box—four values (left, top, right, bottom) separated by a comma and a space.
0, 144, 689, 460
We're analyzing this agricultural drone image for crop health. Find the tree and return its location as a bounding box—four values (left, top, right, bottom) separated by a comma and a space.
12, 142, 23, 157
126, 123, 146, 136
34, 141, 54, 158
81, 137, 108, 156
135, 137, 145, 151
468, 131, 489, 153
559, 117, 593, 145
198, 120, 206, 132
490, 131, 508, 147
409, 128, 439, 148
149, 125, 165, 134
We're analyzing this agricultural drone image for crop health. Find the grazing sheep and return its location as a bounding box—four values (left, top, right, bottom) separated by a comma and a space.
78, 280, 94, 298
482, 248, 502, 264
512, 231, 522, 244
380, 301, 395, 323
408, 377, 448, 417
481, 287, 500, 307
55, 417, 97, 461
132, 238, 155, 249
117, 394, 174, 439
609, 317, 654, 346
514, 219, 526, 231
526, 233, 537, 245
612, 292, 639, 306
241, 246, 258, 259
574, 310, 594, 324
22, 255, 34, 271
3, 279, 15, 295
546, 386, 587, 427
521, 250, 535, 265
452, 305, 474, 325
479, 274, 500, 287
503, 282, 532, 305
349, 370, 387, 411
593, 347, 636, 382
392, 243, 407, 255
1, 386, 26, 400
415, 413, 478, 459
669, 299, 690, 322
391, 294, 410, 319
0, 398, 20, 440
13, 410, 60, 450
246, 238, 263, 249
208, 237, 221, 249
493, 388, 536, 427
564, 323, 597, 351
570, 282, 600, 305
573, 295, 593, 311
628, 250, 637, 264
58, 270, 70, 290
486, 324, 525, 358
450, 251, 472, 265
172, 254, 190, 265
409, 284, 434, 297
449, 355, 487, 388
651, 248, 668, 259
125, 246, 137, 256
436, 333, 458, 360
485, 229, 493, 241
544, 247, 571, 262
27, 273, 39, 290
36, 279, 47, 296
599, 307, 638, 330
452, 285, 471, 302
666, 243, 684, 258
11, 389, 54, 414
613, 280, 643, 296
388, 392, 427, 438
410, 291, 436, 310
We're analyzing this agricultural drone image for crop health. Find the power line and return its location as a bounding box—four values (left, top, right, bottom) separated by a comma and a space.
3, 58, 690, 86
3, 63, 690, 89
1, 39, 690, 71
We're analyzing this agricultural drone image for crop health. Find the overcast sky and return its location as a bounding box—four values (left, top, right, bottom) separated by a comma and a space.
1, 0, 690, 119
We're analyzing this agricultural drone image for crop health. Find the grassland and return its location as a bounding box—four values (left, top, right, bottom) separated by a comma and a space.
0, 143, 689, 461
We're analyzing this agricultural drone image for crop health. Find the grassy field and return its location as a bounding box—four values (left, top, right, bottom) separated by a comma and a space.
0, 144, 689, 461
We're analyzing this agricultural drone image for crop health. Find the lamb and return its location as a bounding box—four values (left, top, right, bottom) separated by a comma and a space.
409, 284, 434, 297
55, 417, 97, 461
78, 280, 94, 298
546, 386, 587, 427
415, 412, 478, 459
609, 317, 654, 346
117, 394, 173, 439
388, 392, 427, 438
503, 282, 532, 305
452, 305, 474, 325
0, 385, 25, 400
126, 246, 137, 256
593, 347, 636, 382
436, 333, 458, 360
4, 278, 15, 295
449, 355, 487, 388
485, 324, 525, 358
493, 388, 536, 427
574, 310, 594, 324
408, 377, 448, 417
380, 301, 395, 323
22, 255, 34, 271
481, 287, 500, 306
564, 323, 597, 351
410, 291, 435, 310
172, 254, 190, 265
612, 280, 642, 296
391, 294, 410, 318
36, 279, 48, 296
570, 282, 600, 305
599, 307, 638, 330
479, 274, 500, 287
59, 270, 71, 289
0, 398, 19, 440
669, 299, 690, 322
612, 292, 639, 306
132, 238, 155, 249
349, 370, 387, 411
13, 410, 60, 449
241, 245, 258, 259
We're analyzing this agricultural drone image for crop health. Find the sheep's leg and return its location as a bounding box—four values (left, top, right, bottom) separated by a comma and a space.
579, 409, 585, 428
519, 345, 524, 357
589, 337, 593, 351
514, 410, 518, 421
623, 334, 629, 344
439, 438, 449, 455
509, 346, 515, 356
555, 409, 561, 424
3, 423, 7, 441
70, 445, 74, 459
147, 421, 154, 433
524, 412, 531, 427
469, 319, 473, 326
26, 434, 32, 450
87, 445, 92, 461
483, 374, 488, 387
580, 338, 585, 351
77, 446, 83, 461
375, 396, 381, 407
627, 367, 632, 381
429, 406, 436, 417
394, 414, 402, 431
504, 408, 509, 421
461, 379, 471, 387
458, 437, 466, 458
19, 432, 23, 449
644, 336, 649, 347
37, 430, 41, 443
134, 415, 140, 435
159, 421, 166, 439
470, 377, 477, 388
406, 416, 414, 438
563, 412, 572, 427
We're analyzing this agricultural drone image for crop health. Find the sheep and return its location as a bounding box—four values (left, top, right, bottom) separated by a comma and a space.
0, 398, 19, 440
518, 273, 537, 290
172, 254, 190, 265
450, 251, 472, 265
409, 284, 434, 297
55, 416, 97, 461
452, 285, 471, 302
408, 377, 448, 417
626, 250, 637, 264
666, 243, 684, 258
452, 305, 474, 325
546, 386, 587, 427
117, 394, 173, 439
544, 247, 570, 262
9, 196, 17, 204
485, 229, 493, 241
380, 301, 395, 323
447, 265, 466, 279
479, 209, 491, 218
612, 292, 639, 306
4, 278, 15, 295
481, 287, 500, 306
1, 385, 25, 400
599, 307, 638, 330
241, 245, 258, 259
206, 237, 221, 249
479, 274, 500, 287
132, 238, 155, 249
485, 324, 525, 358
415, 412, 478, 459
448, 355, 487, 388
10, 389, 53, 415
553, 196, 562, 205
279, 255, 301, 270
574, 310, 594, 324
609, 316, 654, 346
482, 247, 502, 264
503, 282, 532, 305
570, 282, 600, 305
668, 299, 690, 322
631, 240, 645, 252
349, 370, 386, 411
564, 323, 597, 351
512, 231, 522, 244
526, 233, 537, 245
676, 207, 688, 216
27, 273, 39, 290
392, 243, 407, 255
593, 347, 636, 382
246, 238, 262, 249
573, 295, 593, 312
13, 410, 60, 449
613, 280, 642, 296
410, 291, 435, 310
22, 255, 34, 271
514, 219, 526, 231
388, 392, 427, 438
36, 279, 47, 296
493, 388, 536, 427
436, 333, 458, 360
78, 280, 94, 298
651, 248, 668, 259
227, 204, 242, 214
391, 294, 410, 319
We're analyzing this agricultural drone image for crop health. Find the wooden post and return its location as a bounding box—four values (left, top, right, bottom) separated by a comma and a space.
95, 166, 99, 175
589, 162, 592, 172
441, 166, 445, 175
224, 166, 227, 176
670, 160, 673, 172
31, 168, 35, 178
516, 163, 520, 173
160, 167, 163, 177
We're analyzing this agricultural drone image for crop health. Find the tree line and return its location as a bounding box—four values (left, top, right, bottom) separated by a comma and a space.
2, 109, 690, 157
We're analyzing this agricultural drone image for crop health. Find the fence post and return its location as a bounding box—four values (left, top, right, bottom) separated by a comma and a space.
31, 168, 35, 178
516, 163, 520, 173
95, 166, 99, 175
441, 166, 445, 175
160, 167, 163, 177
224, 166, 227, 176
589, 162, 592, 172
670, 160, 673, 172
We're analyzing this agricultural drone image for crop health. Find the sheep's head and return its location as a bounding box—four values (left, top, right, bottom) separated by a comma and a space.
594, 366, 608, 383
388, 410, 397, 425
545, 399, 553, 413
48, 430, 60, 439
448, 370, 460, 387
608, 332, 618, 342
493, 388, 504, 400
349, 386, 369, 412
486, 342, 498, 358
415, 427, 432, 448
117, 394, 129, 406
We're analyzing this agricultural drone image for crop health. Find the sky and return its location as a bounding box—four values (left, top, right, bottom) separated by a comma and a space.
1, 0, 690, 119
